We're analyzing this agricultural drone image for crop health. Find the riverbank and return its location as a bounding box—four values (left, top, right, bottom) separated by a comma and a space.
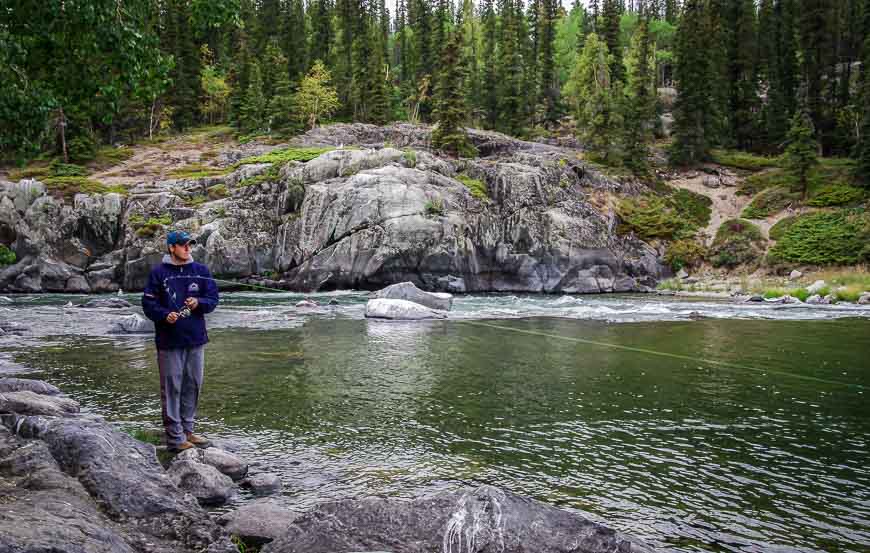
0, 375, 652, 553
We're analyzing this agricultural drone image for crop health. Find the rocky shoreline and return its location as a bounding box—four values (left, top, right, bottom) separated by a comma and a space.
0, 123, 665, 296
0, 375, 651, 552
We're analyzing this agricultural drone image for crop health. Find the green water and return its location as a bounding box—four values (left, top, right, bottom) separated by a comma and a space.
12, 317, 870, 552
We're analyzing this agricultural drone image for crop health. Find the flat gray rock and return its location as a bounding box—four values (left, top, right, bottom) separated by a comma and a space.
167, 460, 234, 506
175, 446, 249, 481
108, 313, 154, 334
262, 485, 650, 553
373, 281, 453, 311
0, 390, 79, 416
0, 377, 61, 395
241, 472, 283, 495
365, 298, 447, 320
218, 499, 299, 545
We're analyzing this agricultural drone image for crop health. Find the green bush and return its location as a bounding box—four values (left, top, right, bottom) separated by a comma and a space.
741, 186, 800, 218
767, 210, 868, 265
769, 215, 798, 241
0, 245, 16, 265
235, 147, 334, 167
618, 189, 711, 240
457, 174, 488, 200
710, 219, 765, 268
48, 160, 89, 176
807, 184, 865, 207
134, 215, 172, 238
664, 239, 707, 271
738, 158, 859, 198
238, 166, 280, 187
710, 149, 780, 171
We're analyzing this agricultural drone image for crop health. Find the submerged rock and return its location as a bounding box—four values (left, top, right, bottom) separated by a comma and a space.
806, 280, 827, 295
78, 298, 132, 309
167, 460, 235, 506
373, 281, 453, 311
0, 377, 61, 395
295, 299, 319, 308
365, 298, 448, 320
241, 472, 283, 495
789, 270, 803, 281
262, 485, 650, 553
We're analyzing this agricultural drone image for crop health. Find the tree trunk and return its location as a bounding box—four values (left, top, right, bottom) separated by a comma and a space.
58, 107, 69, 163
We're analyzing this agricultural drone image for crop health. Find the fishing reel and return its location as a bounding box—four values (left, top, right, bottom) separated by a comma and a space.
177, 306, 192, 319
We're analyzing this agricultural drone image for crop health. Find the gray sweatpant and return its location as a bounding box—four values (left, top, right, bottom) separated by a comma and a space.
157, 346, 204, 446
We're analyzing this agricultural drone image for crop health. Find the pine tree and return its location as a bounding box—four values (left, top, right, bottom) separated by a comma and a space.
567, 33, 621, 164
799, 0, 834, 153
496, 0, 528, 137
622, 18, 656, 175
601, 0, 624, 84
766, 0, 799, 150
705, 0, 730, 146
366, 23, 392, 124
538, 0, 560, 126
855, 0, 870, 183
481, 0, 499, 128
283, 0, 308, 82
240, 61, 267, 131
784, 110, 819, 199
670, 0, 712, 165
432, 13, 475, 156
164, 0, 201, 129
728, 0, 759, 150
664, 0, 678, 24
310, 0, 334, 67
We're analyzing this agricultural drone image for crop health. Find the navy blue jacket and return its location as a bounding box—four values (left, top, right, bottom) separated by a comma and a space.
142, 256, 219, 350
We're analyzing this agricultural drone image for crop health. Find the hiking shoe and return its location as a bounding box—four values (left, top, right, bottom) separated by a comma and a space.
168, 441, 194, 453
186, 433, 210, 448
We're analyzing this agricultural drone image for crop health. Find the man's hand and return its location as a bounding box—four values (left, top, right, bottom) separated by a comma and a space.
166, 312, 179, 324
185, 297, 199, 311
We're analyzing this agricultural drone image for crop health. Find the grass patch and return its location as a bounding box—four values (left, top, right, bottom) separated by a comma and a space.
767, 209, 869, 265
0, 244, 16, 265
238, 166, 280, 187
7, 165, 51, 180
42, 176, 126, 199
89, 145, 134, 170
711, 149, 780, 171
457, 174, 488, 200
134, 215, 172, 238
710, 218, 765, 268
169, 163, 229, 179
424, 197, 444, 216
741, 186, 800, 218
403, 149, 417, 167
739, 157, 859, 197
235, 147, 334, 167
123, 428, 162, 446
618, 188, 711, 240
807, 183, 866, 207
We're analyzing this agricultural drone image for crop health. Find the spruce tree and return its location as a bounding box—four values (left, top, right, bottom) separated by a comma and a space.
670, 0, 711, 165
855, 0, 870, 183
496, 0, 528, 137
622, 18, 656, 175
784, 110, 819, 199
728, 0, 759, 150
538, 0, 560, 126
240, 61, 267, 131
799, 0, 833, 153
164, 0, 201, 129
366, 23, 392, 124
481, 0, 499, 129
568, 33, 621, 164
283, 0, 308, 82
310, 0, 334, 67
766, 0, 799, 149
706, 0, 731, 146
601, 0, 624, 84
432, 13, 475, 156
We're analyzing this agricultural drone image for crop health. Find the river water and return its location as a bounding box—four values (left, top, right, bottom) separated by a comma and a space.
2, 291, 868, 552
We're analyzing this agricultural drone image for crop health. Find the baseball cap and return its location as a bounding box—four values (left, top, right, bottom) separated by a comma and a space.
167, 230, 197, 246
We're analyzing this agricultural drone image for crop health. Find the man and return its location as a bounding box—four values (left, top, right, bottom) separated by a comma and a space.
142, 230, 219, 452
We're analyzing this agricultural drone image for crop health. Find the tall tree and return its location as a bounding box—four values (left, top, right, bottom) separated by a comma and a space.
670, 0, 712, 165
622, 17, 656, 175
728, 0, 759, 149
538, 0, 560, 126
165, 0, 202, 130
855, 0, 870, 183
283, 0, 308, 82
600, 0, 624, 84
295, 60, 340, 129
798, 0, 834, 152
765, 0, 799, 150
432, 12, 475, 156
309, 0, 334, 67
496, 0, 528, 136
481, 0, 499, 128
784, 109, 819, 199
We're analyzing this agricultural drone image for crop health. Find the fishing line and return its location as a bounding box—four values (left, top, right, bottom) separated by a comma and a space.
458, 320, 865, 391
203, 279, 864, 390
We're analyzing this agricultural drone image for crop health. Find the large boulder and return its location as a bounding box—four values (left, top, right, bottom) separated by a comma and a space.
108, 313, 154, 334
262, 485, 650, 553
0, 377, 61, 395
373, 281, 453, 310
365, 298, 448, 320
857, 292, 870, 305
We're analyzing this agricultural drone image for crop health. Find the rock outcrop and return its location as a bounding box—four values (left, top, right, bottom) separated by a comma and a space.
0, 378, 238, 553
374, 281, 453, 310
365, 298, 448, 320
0, 124, 666, 294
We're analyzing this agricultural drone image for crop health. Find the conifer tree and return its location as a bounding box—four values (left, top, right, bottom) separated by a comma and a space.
784, 110, 819, 199
799, 0, 833, 152
766, 0, 799, 149
496, 0, 528, 137
283, 0, 308, 82
432, 13, 475, 156
366, 23, 392, 124
481, 0, 499, 129
567, 33, 621, 164
601, 0, 624, 84
622, 18, 656, 175
240, 61, 267, 131
310, 0, 334, 67
855, 0, 870, 183
670, 0, 712, 165
538, 0, 560, 126
705, 0, 731, 146
728, 0, 759, 150
164, 0, 201, 129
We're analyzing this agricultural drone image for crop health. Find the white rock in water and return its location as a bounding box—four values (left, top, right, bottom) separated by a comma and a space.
365, 298, 448, 320
858, 292, 870, 305
372, 281, 453, 311
789, 270, 802, 280
806, 280, 826, 294
0, 296, 12, 304
108, 313, 154, 334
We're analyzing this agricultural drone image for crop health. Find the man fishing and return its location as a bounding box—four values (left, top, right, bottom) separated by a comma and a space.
142, 230, 219, 452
